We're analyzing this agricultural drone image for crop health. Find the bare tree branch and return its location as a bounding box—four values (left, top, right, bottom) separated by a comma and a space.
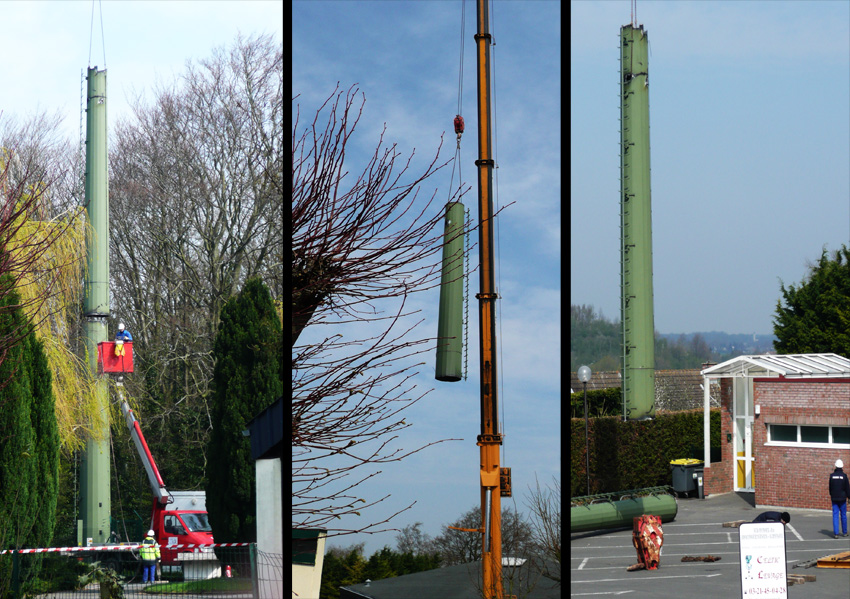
292, 84, 469, 536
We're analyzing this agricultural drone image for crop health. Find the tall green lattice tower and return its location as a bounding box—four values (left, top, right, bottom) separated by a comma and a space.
619, 24, 655, 420
80, 66, 111, 544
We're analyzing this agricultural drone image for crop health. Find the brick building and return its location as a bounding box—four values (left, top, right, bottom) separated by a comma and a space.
700, 354, 850, 510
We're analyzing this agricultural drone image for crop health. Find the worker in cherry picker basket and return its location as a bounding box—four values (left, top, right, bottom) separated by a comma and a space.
139, 529, 160, 583
115, 323, 132, 356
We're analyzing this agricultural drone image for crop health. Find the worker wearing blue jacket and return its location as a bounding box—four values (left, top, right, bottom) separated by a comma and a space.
829, 459, 850, 539
115, 323, 133, 356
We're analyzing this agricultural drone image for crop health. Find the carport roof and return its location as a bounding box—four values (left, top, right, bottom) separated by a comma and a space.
701, 353, 850, 379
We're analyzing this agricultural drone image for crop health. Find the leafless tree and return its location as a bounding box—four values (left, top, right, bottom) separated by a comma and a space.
431, 505, 536, 567
292, 84, 470, 536
524, 475, 561, 584
107, 33, 282, 498
395, 521, 437, 556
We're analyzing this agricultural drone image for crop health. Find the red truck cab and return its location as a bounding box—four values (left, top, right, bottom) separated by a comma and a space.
151, 491, 214, 564
120, 402, 216, 566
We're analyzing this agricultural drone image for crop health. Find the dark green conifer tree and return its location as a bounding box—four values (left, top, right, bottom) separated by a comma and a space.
28, 331, 59, 548
0, 274, 59, 552
774, 245, 850, 357
205, 278, 282, 542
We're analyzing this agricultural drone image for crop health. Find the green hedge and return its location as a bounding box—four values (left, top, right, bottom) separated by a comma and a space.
570, 387, 622, 418
571, 408, 721, 498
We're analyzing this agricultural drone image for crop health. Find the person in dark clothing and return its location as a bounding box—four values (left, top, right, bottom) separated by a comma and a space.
829, 459, 850, 539
752, 511, 790, 525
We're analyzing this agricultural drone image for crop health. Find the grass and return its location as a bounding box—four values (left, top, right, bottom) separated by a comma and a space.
141, 577, 253, 594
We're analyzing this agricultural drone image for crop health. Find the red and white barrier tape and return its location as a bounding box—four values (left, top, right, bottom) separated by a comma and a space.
0, 542, 252, 555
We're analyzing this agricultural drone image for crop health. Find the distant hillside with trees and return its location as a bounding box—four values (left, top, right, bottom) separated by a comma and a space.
570, 304, 777, 372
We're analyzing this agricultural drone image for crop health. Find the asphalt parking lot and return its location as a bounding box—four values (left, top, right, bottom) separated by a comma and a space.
570, 491, 850, 597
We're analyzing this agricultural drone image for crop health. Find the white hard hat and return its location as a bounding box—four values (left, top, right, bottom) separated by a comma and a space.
837, 459, 844, 469
147, 529, 155, 537
118, 323, 125, 331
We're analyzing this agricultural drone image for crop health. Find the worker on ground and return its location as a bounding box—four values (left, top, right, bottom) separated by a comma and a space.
115, 323, 132, 356
140, 529, 160, 583
752, 511, 790, 525
829, 459, 850, 539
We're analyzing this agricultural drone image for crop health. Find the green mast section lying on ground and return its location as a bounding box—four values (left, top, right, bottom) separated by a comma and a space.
81, 66, 111, 545
619, 24, 655, 420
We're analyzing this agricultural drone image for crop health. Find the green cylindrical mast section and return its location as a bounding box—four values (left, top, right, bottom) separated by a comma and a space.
436, 201, 465, 382
81, 66, 110, 544
619, 25, 655, 420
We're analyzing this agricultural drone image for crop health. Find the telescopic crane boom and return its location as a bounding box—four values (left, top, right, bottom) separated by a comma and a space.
121, 401, 170, 505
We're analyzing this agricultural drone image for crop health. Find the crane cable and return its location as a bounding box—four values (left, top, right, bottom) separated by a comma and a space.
447, 0, 466, 204
88, 0, 107, 68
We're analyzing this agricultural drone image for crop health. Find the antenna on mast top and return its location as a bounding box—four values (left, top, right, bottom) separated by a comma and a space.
631, 0, 637, 26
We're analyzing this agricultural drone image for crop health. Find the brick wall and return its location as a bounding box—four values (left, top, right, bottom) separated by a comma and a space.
753, 379, 850, 510
704, 379, 733, 494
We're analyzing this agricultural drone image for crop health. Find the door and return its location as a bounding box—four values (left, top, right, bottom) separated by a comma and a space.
733, 377, 755, 491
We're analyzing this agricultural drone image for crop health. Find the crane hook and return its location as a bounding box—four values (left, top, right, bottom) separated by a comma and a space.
454, 114, 464, 145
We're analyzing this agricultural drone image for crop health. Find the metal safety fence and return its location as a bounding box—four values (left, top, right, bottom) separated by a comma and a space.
0, 543, 283, 599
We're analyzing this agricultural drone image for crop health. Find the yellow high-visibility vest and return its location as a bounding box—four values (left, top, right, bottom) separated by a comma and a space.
140, 537, 160, 561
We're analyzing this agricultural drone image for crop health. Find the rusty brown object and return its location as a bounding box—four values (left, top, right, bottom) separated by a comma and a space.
632, 515, 663, 570
681, 555, 722, 562
626, 563, 646, 572
722, 520, 748, 528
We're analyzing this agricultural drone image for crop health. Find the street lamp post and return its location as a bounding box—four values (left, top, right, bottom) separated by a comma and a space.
578, 365, 592, 496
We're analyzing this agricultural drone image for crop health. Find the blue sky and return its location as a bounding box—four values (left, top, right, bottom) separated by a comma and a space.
293, 1, 561, 557
571, 0, 850, 335
0, 1, 283, 143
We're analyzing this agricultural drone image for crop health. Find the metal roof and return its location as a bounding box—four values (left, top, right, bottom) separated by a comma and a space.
701, 353, 850, 379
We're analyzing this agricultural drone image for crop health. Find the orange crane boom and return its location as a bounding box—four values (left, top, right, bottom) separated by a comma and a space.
448, 2, 510, 597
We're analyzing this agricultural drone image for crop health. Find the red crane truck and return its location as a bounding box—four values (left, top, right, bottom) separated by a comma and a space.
121, 401, 215, 565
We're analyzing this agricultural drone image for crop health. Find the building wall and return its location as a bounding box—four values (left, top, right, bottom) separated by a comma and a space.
256, 458, 282, 598
292, 532, 326, 599
753, 379, 850, 510
704, 379, 733, 494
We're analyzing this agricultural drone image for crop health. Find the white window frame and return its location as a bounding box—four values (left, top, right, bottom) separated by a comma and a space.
765, 423, 850, 449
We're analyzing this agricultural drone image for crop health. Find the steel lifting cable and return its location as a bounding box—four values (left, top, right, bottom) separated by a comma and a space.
447, 0, 466, 203
88, 0, 107, 67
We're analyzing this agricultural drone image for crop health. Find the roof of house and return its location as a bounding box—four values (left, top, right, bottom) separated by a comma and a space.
569, 371, 621, 393
701, 353, 850, 379
655, 369, 719, 410
570, 369, 720, 410
339, 559, 561, 599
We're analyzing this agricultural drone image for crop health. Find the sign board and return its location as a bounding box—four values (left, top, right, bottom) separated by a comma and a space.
738, 522, 787, 598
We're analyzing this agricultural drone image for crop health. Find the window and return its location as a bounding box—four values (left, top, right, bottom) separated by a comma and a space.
770, 425, 797, 442
833, 427, 850, 445
164, 515, 186, 536
768, 424, 850, 448
800, 426, 829, 444
180, 513, 212, 533
292, 536, 318, 566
